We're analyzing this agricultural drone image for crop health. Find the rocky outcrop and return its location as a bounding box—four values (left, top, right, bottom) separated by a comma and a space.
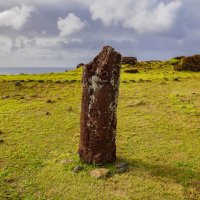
174, 55, 200, 72
124, 68, 139, 73
122, 57, 137, 65
174, 56, 185, 60
78, 46, 122, 165
76, 63, 85, 69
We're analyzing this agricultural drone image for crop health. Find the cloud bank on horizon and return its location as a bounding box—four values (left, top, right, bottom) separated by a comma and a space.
0, 0, 199, 68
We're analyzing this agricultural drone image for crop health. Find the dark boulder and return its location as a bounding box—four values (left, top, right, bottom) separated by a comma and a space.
124, 68, 139, 73
122, 57, 137, 65
46, 99, 52, 103
14, 81, 21, 87
174, 55, 200, 72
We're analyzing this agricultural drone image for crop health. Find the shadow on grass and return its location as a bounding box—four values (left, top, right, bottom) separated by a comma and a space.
118, 157, 200, 190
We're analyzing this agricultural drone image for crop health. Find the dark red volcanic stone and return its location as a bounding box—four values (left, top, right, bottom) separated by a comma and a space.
122, 57, 137, 65
78, 46, 122, 165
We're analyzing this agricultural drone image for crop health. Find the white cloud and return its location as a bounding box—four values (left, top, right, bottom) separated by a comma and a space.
57, 13, 85, 37
0, 36, 13, 54
0, 4, 35, 30
86, 0, 182, 33
0, 34, 88, 67
0, 0, 83, 7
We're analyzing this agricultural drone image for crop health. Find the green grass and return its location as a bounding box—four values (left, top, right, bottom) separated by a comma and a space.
0, 62, 200, 199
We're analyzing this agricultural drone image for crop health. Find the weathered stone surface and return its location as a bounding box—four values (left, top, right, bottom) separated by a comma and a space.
122, 57, 137, 65
79, 46, 122, 165
117, 167, 127, 173
115, 162, 128, 173
89, 168, 110, 179
115, 162, 128, 169
73, 165, 83, 173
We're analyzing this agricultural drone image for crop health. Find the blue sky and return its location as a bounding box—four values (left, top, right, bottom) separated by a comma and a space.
0, 0, 199, 68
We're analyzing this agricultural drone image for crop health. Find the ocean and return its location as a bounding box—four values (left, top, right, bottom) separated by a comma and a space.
0, 67, 73, 75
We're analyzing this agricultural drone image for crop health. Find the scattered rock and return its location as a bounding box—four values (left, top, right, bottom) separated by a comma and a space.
124, 68, 139, 73
46, 99, 52, 103
115, 162, 128, 169
5, 178, 15, 184
134, 100, 146, 106
117, 167, 128, 173
2, 95, 10, 99
163, 78, 169, 81
75, 133, 80, 138
69, 80, 76, 83
14, 81, 21, 87
60, 159, 74, 165
115, 162, 128, 173
160, 82, 167, 85
0, 139, 4, 143
67, 106, 73, 112
122, 57, 137, 65
30, 94, 39, 98
127, 100, 146, 107
173, 78, 180, 81
129, 80, 136, 83
73, 165, 83, 173
90, 168, 110, 179
145, 80, 152, 83
138, 79, 145, 83
38, 80, 44, 83
46, 112, 51, 116
127, 104, 134, 107
76, 63, 85, 69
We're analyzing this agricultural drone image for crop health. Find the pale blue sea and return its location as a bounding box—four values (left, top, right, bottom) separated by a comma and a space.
0, 67, 73, 75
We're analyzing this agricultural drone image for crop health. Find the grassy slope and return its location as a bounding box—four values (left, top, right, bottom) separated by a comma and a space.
0, 63, 200, 200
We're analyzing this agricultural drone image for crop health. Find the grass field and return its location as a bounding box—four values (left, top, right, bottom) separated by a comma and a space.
0, 62, 200, 200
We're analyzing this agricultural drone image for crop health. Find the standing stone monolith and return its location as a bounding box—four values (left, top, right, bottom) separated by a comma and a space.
78, 46, 122, 165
